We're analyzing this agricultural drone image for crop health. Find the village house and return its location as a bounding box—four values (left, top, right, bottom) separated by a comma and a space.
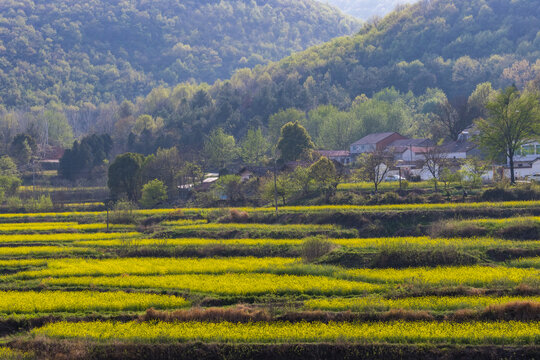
237, 166, 272, 181
385, 138, 433, 162
317, 150, 351, 165
506, 140, 540, 179
512, 140, 540, 163
440, 128, 481, 160
38, 145, 65, 171
349, 132, 406, 156
507, 158, 540, 179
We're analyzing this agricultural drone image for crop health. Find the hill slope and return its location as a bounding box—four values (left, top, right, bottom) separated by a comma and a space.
320, 0, 416, 19
0, 0, 360, 107
129, 0, 539, 147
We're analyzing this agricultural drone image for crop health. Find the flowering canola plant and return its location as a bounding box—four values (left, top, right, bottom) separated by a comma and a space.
42, 273, 382, 295
31, 320, 540, 345
5, 257, 299, 279
0, 290, 189, 314
305, 295, 540, 312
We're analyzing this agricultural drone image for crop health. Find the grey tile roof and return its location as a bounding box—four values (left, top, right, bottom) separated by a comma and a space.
351, 132, 399, 146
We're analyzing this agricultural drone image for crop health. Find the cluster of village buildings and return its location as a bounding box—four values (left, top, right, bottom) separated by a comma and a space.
38, 129, 540, 186
318, 129, 540, 181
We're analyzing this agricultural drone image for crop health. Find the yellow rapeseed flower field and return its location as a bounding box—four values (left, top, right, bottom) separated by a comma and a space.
0, 200, 539, 221
0, 232, 140, 244
0, 246, 92, 257
508, 256, 540, 268
305, 295, 540, 312
5, 257, 299, 279
342, 266, 538, 287
0, 222, 133, 233
42, 273, 382, 295
75, 236, 540, 251
0, 290, 189, 314
31, 320, 540, 345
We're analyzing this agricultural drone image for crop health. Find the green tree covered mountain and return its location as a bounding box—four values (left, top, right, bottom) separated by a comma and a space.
2, 0, 539, 158
319, 0, 416, 19
0, 0, 360, 107
123, 0, 539, 148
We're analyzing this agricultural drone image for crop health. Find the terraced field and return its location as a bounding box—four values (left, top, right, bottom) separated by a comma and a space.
0, 202, 538, 359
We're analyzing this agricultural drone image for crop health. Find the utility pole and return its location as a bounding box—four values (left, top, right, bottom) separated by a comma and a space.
105, 198, 112, 232
273, 157, 278, 216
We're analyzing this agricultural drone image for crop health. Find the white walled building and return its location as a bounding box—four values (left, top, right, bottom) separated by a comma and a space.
511, 140, 540, 163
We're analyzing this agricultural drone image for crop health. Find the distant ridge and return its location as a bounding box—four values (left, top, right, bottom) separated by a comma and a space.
320, 0, 417, 19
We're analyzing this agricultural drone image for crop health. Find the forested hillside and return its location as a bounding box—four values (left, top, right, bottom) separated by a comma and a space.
320, 0, 416, 19
1, 0, 539, 159
0, 0, 360, 107
123, 0, 540, 148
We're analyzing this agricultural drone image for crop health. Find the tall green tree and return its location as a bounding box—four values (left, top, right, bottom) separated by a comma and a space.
240, 128, 269, 165
204, 128, 237, 170
309, 156, 338, 199
0, 155, 21, 199
59, 134, 112, 181
268, 108, 307, 144
0, 156, 19, 177
9, 134, 37, 166
108, 153, 145, 201
141, 147, 182, 198
316, 110, 358, 150
475, 86, 540, 184
43, 110, 74, 148
176, 162, 204, 187
277, 122, 314, 162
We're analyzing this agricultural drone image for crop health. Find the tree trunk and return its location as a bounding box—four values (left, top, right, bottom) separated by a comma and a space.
509, 155, 515, 184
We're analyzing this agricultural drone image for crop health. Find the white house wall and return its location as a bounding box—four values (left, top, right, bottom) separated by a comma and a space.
394, 149, 427, 162
505, 160, 540, 179
350, 143, 376, 154
511, 141, 540, 163
444, 152, 467, 160
504, 167, 533, 179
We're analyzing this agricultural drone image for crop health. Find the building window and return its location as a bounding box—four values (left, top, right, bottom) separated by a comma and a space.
522, 145, 535, 155
536, 145, 540, 154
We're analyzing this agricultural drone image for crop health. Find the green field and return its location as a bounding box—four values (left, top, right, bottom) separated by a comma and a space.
0, 203, 538, 359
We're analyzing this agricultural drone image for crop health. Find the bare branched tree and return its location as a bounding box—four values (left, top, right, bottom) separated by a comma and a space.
436, 98, 472, 141
420, 145, 448, 191
355, 150, 394, 193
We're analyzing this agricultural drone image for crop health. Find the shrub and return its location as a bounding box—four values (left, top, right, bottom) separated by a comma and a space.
496, 221, 539, 240
427, 193, 445, 203
481, 301, 540, 321
302, 236, 334, 262
379, 192, 402, 204
481, 187, 515, 201
26, 195, 53, 212
5, 196, 23, 211
0, 175, 21, 196
370, 247, 480, 268
429, 220, 487, 238
140, 179, 168, 208
227, 209, 250, 222
110, 200, 138, 224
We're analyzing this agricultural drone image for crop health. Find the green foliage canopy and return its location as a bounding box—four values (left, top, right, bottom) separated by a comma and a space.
0, 0, 359, 107
107, 153, 145, 201
140, 179, 168, 208
277, 122, 314, 162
